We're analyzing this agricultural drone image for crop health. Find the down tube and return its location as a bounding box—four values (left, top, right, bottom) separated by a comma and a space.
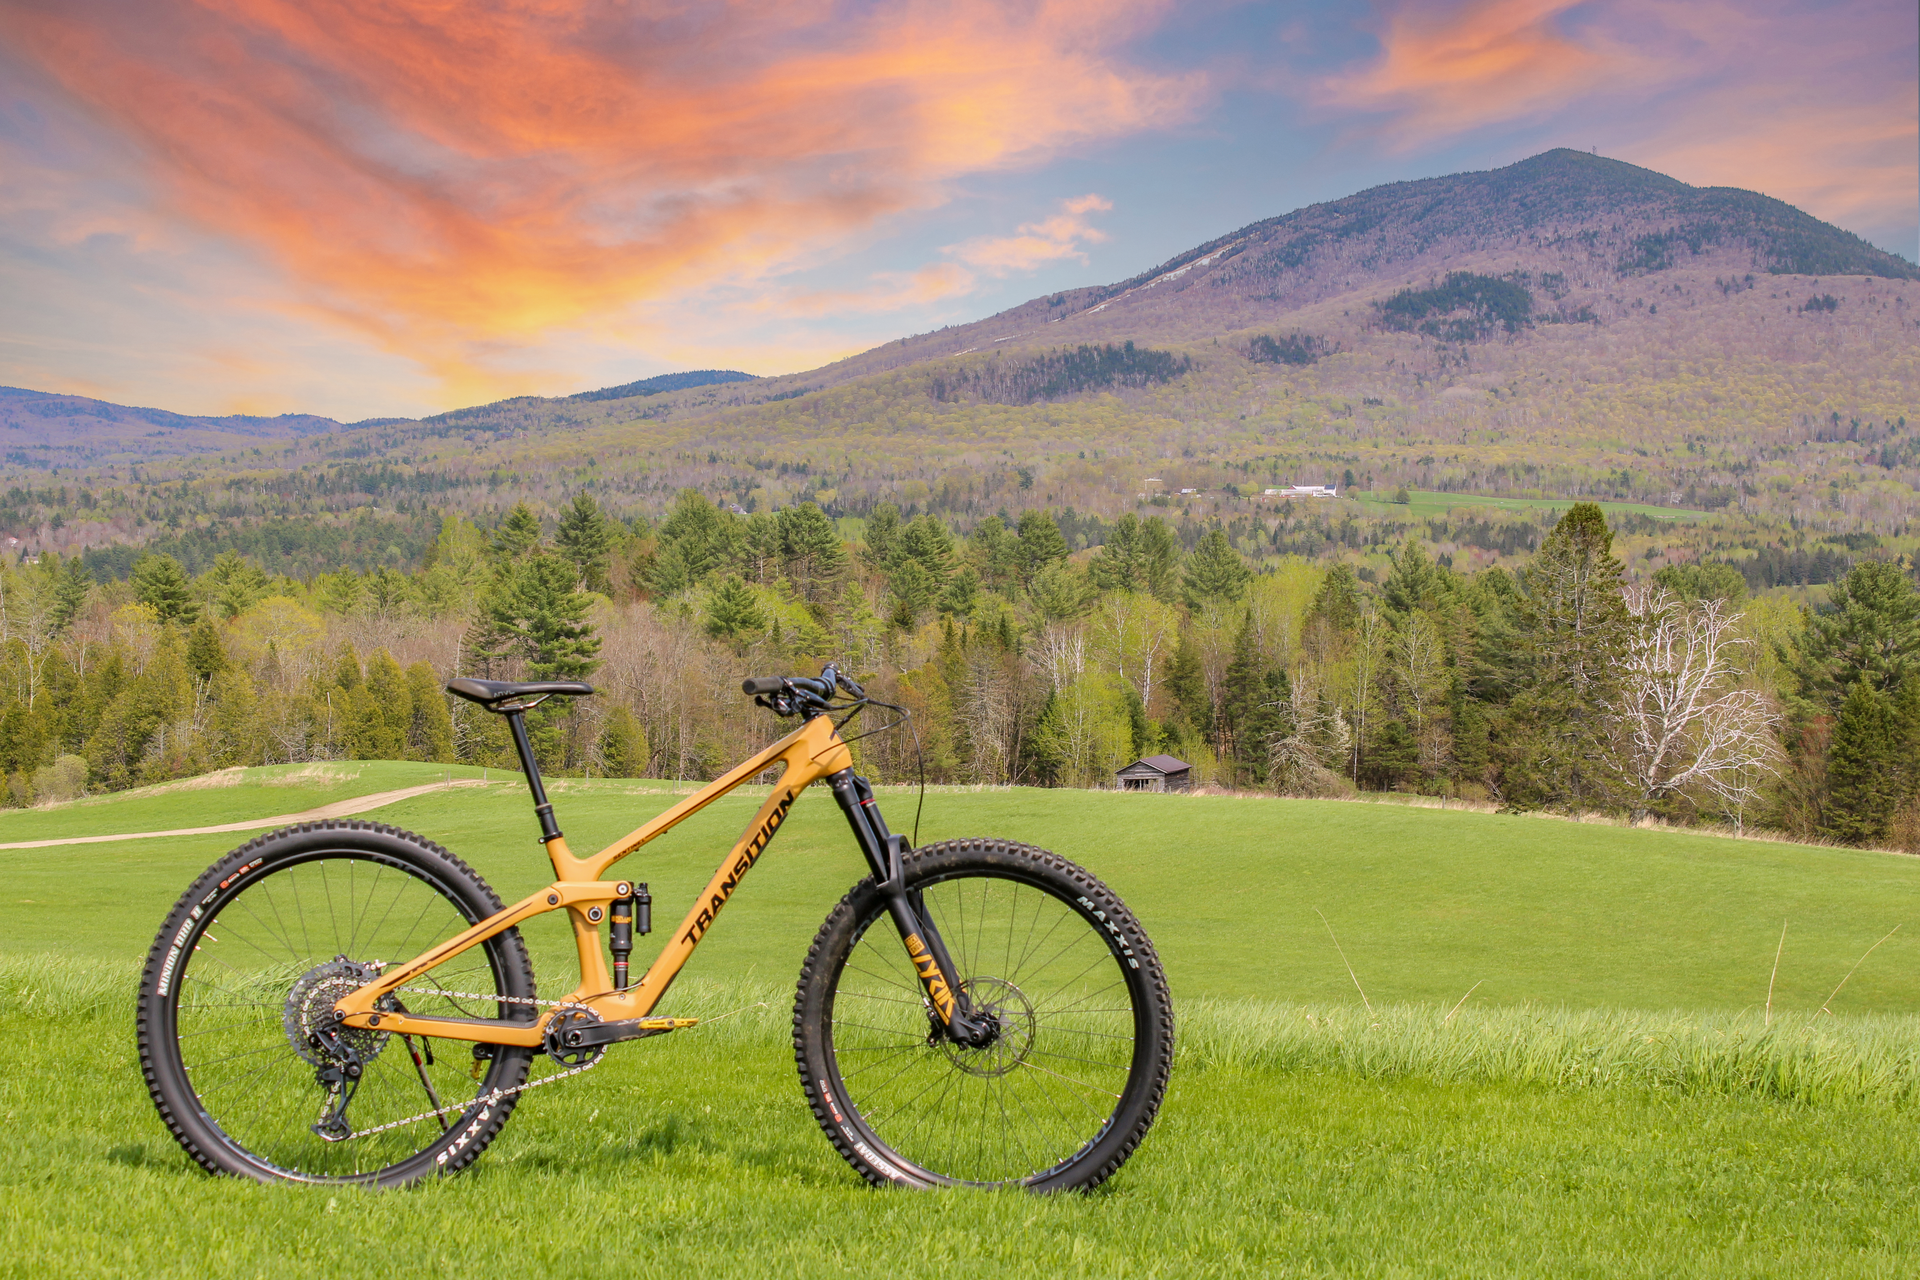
625, 772, 810, 1015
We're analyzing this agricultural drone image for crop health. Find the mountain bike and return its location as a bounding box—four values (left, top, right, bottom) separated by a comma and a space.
137, 666, 1173, 1190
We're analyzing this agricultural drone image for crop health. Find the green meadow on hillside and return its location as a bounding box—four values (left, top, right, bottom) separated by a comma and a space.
5, 768, 1920, 1276
1348, 489, 1715, 523
6, 765, 1920, 1011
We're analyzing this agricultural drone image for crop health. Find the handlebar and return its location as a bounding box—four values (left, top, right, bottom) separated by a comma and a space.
740, 664, 864, 712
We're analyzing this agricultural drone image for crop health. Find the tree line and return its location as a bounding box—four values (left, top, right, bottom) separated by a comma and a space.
2, 492, 1916, 850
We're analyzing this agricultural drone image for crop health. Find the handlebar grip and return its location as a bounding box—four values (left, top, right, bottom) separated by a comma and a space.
741, 677, 786, 695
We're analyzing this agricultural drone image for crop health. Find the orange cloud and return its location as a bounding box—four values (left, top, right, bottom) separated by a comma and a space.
946, 194, 1113, 274
1316, 0, 1915, 252
0, 0, 1203, 399
1318, 0, 1629, 146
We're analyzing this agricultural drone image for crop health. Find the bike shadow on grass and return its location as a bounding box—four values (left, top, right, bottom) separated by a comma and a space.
492, 1109, 855, 1187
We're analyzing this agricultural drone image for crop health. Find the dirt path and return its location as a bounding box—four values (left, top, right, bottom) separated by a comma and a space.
0, 779, 493, 851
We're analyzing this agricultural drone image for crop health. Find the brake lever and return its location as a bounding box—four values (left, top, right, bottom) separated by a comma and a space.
754, 693, 799, 718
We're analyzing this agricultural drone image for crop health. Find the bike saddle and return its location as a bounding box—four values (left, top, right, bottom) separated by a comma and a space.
445, 678, 596, 712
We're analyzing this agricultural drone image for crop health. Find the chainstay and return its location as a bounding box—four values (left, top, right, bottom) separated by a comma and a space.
339, 1052, 605, 1141
336, 986, 600, 1142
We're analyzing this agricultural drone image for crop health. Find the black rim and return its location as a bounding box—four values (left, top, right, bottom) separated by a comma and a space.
824, 869, 1144, 1186
154, 850, 524, 1182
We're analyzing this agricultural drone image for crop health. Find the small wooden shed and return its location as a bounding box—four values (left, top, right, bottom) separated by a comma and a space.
1115, 755, 1193, 793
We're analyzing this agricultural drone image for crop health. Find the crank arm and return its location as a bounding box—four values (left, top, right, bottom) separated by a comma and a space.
550, 1016, 700, 1054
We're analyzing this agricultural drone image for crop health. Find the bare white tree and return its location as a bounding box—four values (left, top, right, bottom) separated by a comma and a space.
1031, 622, 1087, 694
1091, 591, 1177, 708
1613, 585, 1781, 823
1267, 673, 1352, 797
1347, 604, 1387, 782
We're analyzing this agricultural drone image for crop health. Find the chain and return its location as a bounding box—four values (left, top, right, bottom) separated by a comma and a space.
326, 986, 605, 1143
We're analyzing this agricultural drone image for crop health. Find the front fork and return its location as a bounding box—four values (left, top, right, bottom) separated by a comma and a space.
826, 767, 993, 1048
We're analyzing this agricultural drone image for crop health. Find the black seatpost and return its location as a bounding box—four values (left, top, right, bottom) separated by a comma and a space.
504, 711, 563, 844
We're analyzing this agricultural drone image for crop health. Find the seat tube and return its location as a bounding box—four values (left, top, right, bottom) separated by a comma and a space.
505, 712, 563, 844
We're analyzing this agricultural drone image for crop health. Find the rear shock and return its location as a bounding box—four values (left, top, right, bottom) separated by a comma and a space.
608, 883, 651, 990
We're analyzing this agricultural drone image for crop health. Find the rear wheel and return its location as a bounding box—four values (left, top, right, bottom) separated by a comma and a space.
136, 820, 537, 1185
794, 839, 1172, 1190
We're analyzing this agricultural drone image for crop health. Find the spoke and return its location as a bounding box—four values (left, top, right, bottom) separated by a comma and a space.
1014, 1058, 1121, 1100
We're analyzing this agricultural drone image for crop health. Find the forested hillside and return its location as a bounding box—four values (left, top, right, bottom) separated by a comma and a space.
5, 487, 1920, 860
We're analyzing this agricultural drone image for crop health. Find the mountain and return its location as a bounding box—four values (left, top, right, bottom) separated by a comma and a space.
808, 149, 1916, 384
0, 385, 354, 464
4, 149, 1917, 565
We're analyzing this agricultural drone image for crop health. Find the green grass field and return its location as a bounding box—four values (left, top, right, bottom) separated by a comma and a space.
5, 766, 1920, 1276
1349, 489, 1715, 523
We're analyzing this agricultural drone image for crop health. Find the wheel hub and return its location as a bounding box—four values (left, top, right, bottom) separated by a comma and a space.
939, 977, 1036, 1077
283, 957, 392, 1066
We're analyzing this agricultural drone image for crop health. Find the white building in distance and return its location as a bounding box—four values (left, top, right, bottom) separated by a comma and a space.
1265, 484, 1338, 499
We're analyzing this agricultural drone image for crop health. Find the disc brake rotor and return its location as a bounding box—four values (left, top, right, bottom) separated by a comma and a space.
939, 977, 1036, 1077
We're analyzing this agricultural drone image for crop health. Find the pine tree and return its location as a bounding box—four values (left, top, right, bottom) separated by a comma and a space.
361, 650, 413, 760
405, 662, 455, 762
1448, 678, 1490, 784
131, 554, 198, 626
599, 705, 648, 777
706, 574, 768, 641
1014, 510, 1069, 589
1789, 560, 1920, 714
1824, 681, 1899, 844
49, 554, 91, 632
488, 553, 602, 679
206, 549, 268, 619
1217, 611, 1265, 771
887, 560, 938, 630
185, 618, 227, 684
492, 502, 544, 563
207, 668, 261, 767
1088, 514, 1178, 599
778, 502, 848, 604
1165, 631, 1210, 738
320, 571, 365, 617
650, 489, 741, 592
1381, 539, 1457, 616
894, 514, 955, 580
1363, 719, 1419, 789
555, 493, 617, 593
1180, 528, 1250, 610
940, 566, 979, 618
1218, 611, 1292, 784
333, 642, 363, 691
1499, 503, 1629, 810
1306, 562, 1361, 635
861, 504, 903, 568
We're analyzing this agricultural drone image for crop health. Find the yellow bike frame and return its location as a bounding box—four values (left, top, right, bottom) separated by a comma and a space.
332, 713, 853, 1046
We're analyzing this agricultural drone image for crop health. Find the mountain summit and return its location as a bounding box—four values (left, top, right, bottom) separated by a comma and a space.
819, 149, 1916, 382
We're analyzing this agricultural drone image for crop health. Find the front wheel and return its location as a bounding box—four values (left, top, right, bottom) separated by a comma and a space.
794, 839, 1173, 1190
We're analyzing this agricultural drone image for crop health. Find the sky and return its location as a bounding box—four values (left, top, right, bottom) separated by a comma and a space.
1, 0, 1913, 423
